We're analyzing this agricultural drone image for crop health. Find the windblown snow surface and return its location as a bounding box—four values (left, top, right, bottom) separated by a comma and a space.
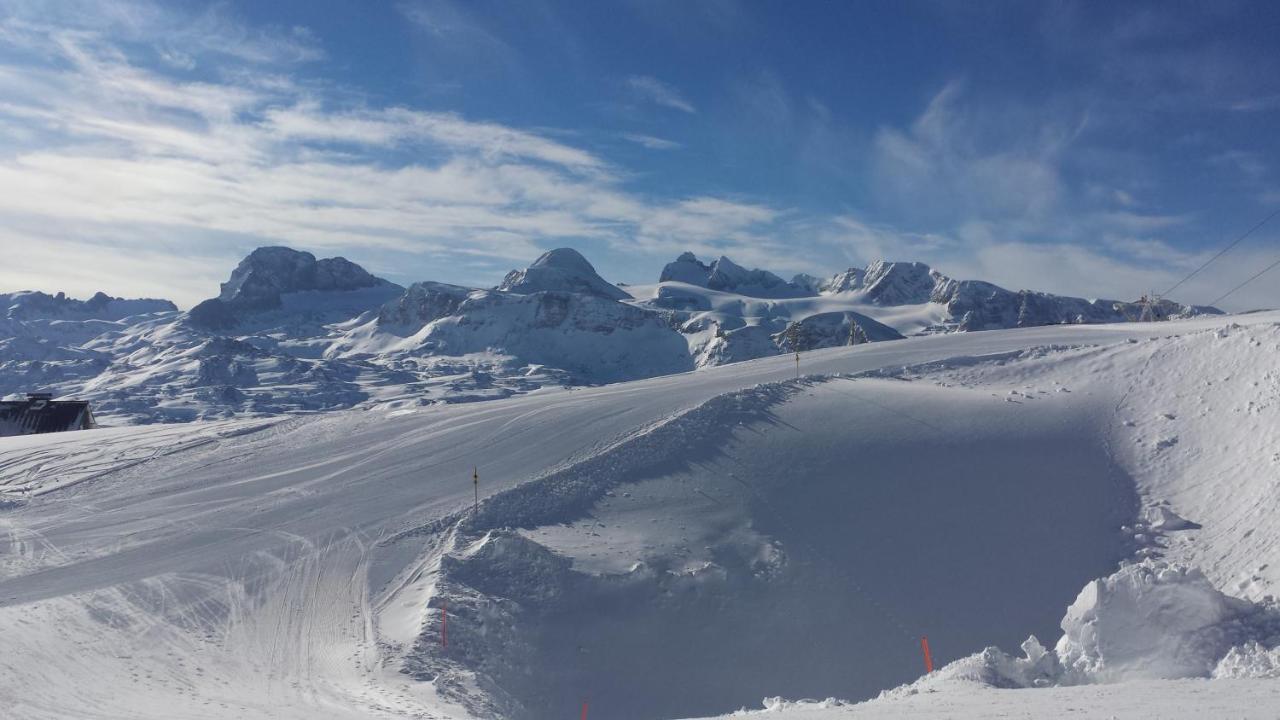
2, 312, 1279, 719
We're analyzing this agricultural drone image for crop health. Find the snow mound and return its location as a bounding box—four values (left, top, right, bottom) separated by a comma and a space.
889, 560, 1280, 698
498, 248, 629, 301
1214, 642, 1280, 679
1055, 561, 1268, 682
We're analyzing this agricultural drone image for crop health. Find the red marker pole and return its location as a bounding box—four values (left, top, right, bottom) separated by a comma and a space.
920, 635, 933, 673
441, 599, 448, 649
580, 699, 589, 720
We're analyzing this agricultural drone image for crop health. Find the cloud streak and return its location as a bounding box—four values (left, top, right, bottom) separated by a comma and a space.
0, 7, 787, 306
626, 75, 697, 114
0, 1, 1273, 313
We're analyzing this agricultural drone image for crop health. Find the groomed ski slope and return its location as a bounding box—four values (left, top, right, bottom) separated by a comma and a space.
2, 312, 1279, 719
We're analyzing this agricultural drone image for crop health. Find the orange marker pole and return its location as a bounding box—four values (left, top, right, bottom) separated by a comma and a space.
441, 599, 448, 649
920, 635, 933, 673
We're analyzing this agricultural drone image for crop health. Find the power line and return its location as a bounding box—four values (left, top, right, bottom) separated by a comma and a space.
1209, 254, 1280, 307
1162, 207, 1280, 298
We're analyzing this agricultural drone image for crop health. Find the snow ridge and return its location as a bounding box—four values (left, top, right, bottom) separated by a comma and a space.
394, 379, 809, 716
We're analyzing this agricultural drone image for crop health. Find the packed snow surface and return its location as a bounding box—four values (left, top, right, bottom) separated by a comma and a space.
1, 311, 1278, 719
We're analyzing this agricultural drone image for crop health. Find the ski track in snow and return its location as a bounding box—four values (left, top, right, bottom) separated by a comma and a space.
1, 312, 1279, 719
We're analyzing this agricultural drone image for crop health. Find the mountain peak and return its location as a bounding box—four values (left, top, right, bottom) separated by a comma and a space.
529, 248, 595, 274
189, 246, 393, 329
659, 251, 804, 298
1, 290, 176, 321
498, 247, 629, 301
859, 260, 942, 305
218, 246, 384, 305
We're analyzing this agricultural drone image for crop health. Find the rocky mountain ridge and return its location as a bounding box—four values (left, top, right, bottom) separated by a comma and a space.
0, 246, 1221, 424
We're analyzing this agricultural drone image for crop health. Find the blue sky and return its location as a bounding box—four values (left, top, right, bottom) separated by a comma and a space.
2, 0, 1279, 309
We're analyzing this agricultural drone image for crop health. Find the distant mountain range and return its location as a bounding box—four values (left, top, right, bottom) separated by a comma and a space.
0, 246, 1219, 424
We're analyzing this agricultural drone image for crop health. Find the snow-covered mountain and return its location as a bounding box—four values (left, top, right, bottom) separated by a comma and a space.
0, 246, 1221, 425
629, 253, 1220, 373
659, 252, 806, 298
2, 290, 175, 322
498, 247, 632, 301
187, 246, 399, 330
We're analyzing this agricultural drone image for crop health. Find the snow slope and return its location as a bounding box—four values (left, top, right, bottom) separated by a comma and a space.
1, 312, 1278, 720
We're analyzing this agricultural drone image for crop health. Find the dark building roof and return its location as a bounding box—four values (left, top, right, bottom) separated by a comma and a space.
0, 394, 95, 436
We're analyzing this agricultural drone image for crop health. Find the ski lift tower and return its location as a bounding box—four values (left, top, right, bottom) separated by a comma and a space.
1137, 291, 1162, 322
785, 322, 801, 379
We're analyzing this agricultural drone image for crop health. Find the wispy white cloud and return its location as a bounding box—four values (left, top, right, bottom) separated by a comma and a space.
3, 1, 1273, 315
620, 132, 681, 150
0, 8, 789, 306
821, 80, 1272, 307
871, 81, 1073, 224
1209, 150, 1268, 181
626, 75, 697, 114
0, 0, 323, 66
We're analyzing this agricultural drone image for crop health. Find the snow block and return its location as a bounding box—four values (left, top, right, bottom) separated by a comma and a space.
1056, 561, 1255, 682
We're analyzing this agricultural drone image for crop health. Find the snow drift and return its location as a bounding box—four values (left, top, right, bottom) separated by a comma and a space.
885, 559, 1280, 700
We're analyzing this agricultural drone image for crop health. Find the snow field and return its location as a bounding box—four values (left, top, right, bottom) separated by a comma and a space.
2, 312, 1279, 719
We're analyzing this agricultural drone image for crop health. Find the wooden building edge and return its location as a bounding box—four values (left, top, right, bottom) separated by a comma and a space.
0, 393, 96, 437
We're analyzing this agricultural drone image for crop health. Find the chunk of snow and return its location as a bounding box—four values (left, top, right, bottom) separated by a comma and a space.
1056, 561, 1257, 682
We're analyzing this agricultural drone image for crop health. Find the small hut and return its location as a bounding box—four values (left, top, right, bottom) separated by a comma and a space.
0, 393, 96, 437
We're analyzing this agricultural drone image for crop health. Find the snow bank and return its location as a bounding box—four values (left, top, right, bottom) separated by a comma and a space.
1214, 642, 1280, 679
1056, 561, 1260, 681
887, 559, 1280, 699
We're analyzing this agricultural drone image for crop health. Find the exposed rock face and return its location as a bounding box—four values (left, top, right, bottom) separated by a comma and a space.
659, 252, 804, 298
188, 247, 395, 329
695, 325, 780, 367
790, 273, 825, 294
820, 268, 867, 294
650, 284, 714, 311
658, 252, 713, 286
816, 260, 1220, 330
775, 311, 905, 351
219, 246, 385, 304
498, 248, 629, 301
1, 290, 176, 321
412, 290, 693, 383
377, 281, 474, 329
859, 260, 941, 305
932, 278, 1221, 331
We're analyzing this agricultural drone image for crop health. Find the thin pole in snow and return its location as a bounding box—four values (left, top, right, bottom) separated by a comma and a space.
473, 466, 479, 515
920, 635, 933, 673
580, 698, 589, 720
441, 599, 448, 649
